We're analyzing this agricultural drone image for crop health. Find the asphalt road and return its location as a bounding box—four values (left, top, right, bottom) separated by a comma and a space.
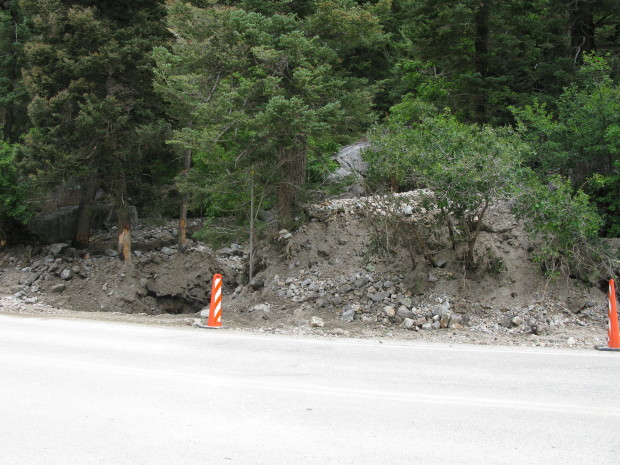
1, 313, 619, 465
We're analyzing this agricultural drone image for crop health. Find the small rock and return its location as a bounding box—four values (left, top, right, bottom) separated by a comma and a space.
431, 321, 441, 330
250, 276, 266, 290
104, 249, 118, 258
161, 247, 176, 256
511, 316, 524, 327
383, 306, 396, 318
397, 306, 414, 320
371, 291, 388, 303
51, 284, 66, 293
450, 323, 464, 330
310, 316, 325, 328
421, 323, 432, 330
567, 337, 576, 346
428, 274, 439, 283
403, 318, 416, 330
60, 269, 73, 281
331, 328, 345, 336
342, 307, 356, 322
50, 243, 69, 256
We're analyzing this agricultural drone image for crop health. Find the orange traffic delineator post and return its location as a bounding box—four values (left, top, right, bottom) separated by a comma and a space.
595, 279, 620, 351
206, 273, 224, 329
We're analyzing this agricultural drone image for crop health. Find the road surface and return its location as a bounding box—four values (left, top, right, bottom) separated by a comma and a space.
1, 313, 619, 465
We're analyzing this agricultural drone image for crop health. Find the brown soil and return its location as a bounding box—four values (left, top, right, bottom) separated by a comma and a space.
0, 192, 613, 349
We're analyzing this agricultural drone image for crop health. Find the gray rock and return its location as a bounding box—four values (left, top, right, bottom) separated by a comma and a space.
421, 323, 432, 330
399, 297, 413, 308
371, 291, 387, 303
383, 281, 394, 288
161, 247, 176, 256
326, 141, 370, 182
50, 243, 69, 256
342, 307, 356, 322
499, 316, 513, 328
431, 321, 441, 330
402, 205, 413, 216
310, 316, 325, 328
397, 306, 414, 319
403, 318, 416, 330
60, 269, 73, 281
250, 276, 266, 290
511, 316, 524, 327
339, 284, 354, 294
24, 272, 41, 286
28, 207, 79, 245
428, 274, 439, 283
354, 277, 369, 288
51, 284, 66, 293
251, 303, 270, 314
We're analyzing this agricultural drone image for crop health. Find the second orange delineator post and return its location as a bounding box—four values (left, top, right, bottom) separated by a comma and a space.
596, 279, 620, 351
606, 279, 620, 349
207, 273, 223, 328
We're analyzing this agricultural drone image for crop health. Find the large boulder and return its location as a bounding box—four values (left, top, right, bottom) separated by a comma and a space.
28, 206, 78, 245
327, 141, 370, 182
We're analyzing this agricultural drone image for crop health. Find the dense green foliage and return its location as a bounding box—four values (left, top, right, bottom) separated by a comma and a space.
514, 174, 607, 280
0, 0, 616, 275
0, 141, 32, 237
366, 101, 529, 267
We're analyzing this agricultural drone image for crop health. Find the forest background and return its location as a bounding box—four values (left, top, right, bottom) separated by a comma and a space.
0, 0, 618, 279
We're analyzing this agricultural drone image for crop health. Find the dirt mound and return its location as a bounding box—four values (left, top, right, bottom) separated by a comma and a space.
0, 221, 233, 315
0, 192, 611, 348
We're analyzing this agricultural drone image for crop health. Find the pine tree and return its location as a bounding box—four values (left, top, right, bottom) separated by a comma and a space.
20, 0, 169, 257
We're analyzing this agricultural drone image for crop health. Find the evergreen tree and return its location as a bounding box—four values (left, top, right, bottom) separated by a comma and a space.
0, 1, 29, 142
20, 0, 169, 257
155, 1, 377, 226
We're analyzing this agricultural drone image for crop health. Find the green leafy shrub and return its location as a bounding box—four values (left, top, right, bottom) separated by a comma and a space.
514, 174, 609, 280
366, 105, 528, 268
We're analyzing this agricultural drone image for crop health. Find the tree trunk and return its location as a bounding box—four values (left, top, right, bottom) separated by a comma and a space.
178, 149, 191, 252
114, 167, 131, 264
73, 174, 97, 250
473, 0, 490, 123
277, 145, 306, 227
117, 205, 132, 264
569, 0, 595, 64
